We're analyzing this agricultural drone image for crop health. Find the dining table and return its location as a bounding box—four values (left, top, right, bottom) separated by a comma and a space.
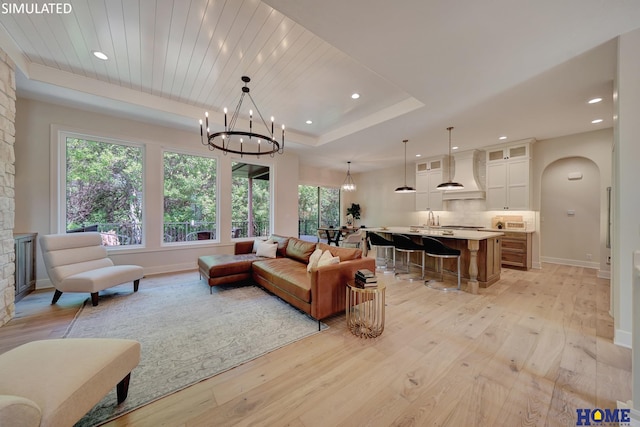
317, 227, 360, 246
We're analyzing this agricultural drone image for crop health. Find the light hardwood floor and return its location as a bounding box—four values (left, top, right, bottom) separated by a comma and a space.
0, 263, 630, 427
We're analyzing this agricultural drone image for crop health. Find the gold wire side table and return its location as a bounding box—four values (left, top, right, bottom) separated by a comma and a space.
346, 281, 386, 338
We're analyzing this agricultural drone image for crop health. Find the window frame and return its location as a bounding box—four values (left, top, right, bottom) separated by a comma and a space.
297, 184, 341, 238
230, 157, 274, 240
161, 147, 220, 246
52, 128, 146, 250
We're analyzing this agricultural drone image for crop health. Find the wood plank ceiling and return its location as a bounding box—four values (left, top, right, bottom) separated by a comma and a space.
2, 0, 640, 171
1, 0, 410, 145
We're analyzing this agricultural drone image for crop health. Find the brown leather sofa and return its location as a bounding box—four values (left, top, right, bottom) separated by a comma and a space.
198, 235, 375, 321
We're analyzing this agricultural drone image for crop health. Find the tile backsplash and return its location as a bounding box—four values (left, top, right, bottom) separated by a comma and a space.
418, 199, 536, 231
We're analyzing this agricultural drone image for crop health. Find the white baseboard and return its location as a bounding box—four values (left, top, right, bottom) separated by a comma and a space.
143, 262, 197, 276
36, 278, 53, 290
532, 261, 542, 269
540, 256, 600, 269
598, 269, 611, 279
615, 328, 632, 349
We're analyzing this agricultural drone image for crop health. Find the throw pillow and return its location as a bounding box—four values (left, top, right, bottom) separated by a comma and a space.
252, 238, 268, 253
256, 241, 278, 258
317, 249, 340, 267
307, 248, 324, 272
268, 234, 290, 257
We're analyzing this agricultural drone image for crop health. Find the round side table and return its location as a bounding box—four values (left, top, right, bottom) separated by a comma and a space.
346, 281, 386, 338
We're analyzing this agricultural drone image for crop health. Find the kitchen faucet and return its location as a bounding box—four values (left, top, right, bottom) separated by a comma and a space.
427, 210, 435, 227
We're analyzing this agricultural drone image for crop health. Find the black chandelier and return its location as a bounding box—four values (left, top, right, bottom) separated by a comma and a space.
199, 76, 284, 157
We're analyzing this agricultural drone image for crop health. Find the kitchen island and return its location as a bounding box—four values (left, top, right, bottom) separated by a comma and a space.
369, 227, 504, 293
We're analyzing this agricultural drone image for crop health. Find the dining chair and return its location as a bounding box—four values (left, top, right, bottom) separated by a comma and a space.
341, 229, 365, 248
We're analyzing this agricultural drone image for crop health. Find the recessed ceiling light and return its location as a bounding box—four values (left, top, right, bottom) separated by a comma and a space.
92, 50, 108, 60
499, 136, 507, 140
351, 93, 360, 99
588, 97, 603, 104
415, 154, 421, 157
452, 146, 459, 150
592, 119, 603, 124
305, 120, 313, 124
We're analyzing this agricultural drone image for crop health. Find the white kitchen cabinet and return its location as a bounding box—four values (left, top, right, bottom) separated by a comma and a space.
415, 157, 447, 211
486, 141, 533, 210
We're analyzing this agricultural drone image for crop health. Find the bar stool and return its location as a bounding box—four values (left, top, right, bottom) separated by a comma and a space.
367, 232, 395, 272
422, 236, 461, 291
392, 234, 425, 280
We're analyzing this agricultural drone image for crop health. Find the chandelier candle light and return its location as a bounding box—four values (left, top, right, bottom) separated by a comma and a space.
342, 161, 357, 191
199, 76, 284, 157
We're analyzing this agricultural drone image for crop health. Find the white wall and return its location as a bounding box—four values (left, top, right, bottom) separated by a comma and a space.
540, 157, 601, 268
14, 98, 300, 284
531, 128, 612, 276
614, 28, 640, 349
342, 164, 423, 228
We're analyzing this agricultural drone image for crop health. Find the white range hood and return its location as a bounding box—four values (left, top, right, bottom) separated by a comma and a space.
442, 150, 486, 200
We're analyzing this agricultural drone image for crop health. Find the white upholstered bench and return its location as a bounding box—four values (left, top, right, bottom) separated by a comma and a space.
0, 338, 140, 427
40, 232, 144, 306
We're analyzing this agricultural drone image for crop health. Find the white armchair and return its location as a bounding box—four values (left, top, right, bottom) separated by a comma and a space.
40, 232, 144, 306
341, 229, 365, 248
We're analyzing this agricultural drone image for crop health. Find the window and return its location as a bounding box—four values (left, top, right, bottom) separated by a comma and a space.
64, 135, 143, 246
232, 162, 271, 238
163, 151, 217, 243
298, 185, 340, 238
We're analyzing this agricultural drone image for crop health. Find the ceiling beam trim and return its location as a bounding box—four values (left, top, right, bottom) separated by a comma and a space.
317, 96, 425, 146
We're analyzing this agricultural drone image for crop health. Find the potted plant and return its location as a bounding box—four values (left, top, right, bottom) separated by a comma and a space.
346, 203, 361, 227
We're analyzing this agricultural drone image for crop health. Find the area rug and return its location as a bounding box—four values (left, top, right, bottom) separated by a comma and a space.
64, 278, 327, 426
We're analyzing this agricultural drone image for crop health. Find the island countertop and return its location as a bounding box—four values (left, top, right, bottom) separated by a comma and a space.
368, 226, 504, 240
369, 226, 503, 293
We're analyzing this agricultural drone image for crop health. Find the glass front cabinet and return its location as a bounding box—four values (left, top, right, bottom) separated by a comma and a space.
415, 156, 448, 211
485, 141, 533, 210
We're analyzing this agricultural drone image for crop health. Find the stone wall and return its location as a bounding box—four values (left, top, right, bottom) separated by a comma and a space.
0, 49, 16, 326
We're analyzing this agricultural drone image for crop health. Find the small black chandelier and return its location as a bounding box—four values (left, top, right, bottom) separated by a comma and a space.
199, 76, 284, 157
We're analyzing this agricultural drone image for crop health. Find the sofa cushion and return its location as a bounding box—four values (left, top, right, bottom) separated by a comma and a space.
317, 242, 362, 261
252, 258, 311, 302
285, 238, 317, 264
269, 234, 290, 257
198, 254, 262, 278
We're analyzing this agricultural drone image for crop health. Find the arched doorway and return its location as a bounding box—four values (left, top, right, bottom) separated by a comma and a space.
540, 157, 600, 267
